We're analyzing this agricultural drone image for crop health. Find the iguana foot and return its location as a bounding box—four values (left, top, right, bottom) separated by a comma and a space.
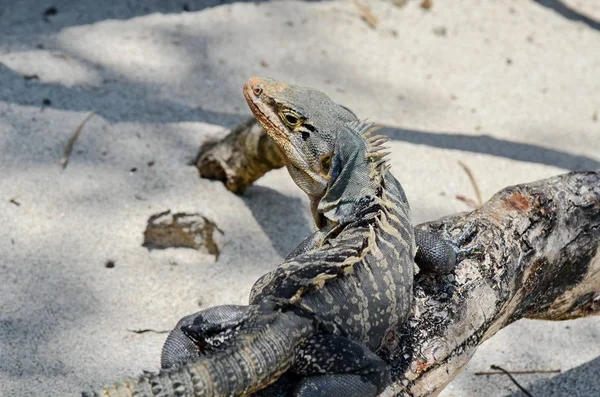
414, 222, 479, 274
443, 223, 480, 261
414, 228, 456, 274
161, 305, 249, 369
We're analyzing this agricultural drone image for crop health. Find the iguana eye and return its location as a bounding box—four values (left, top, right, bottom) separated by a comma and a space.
279, 109, 302, 127
284, 114, 298, 125
320, 153, 333, 174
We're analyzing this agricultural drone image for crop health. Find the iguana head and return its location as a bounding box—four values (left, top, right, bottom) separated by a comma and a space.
243, 76, 357, 226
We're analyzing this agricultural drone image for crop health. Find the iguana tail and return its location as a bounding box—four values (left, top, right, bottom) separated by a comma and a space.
84, 306, 314, 397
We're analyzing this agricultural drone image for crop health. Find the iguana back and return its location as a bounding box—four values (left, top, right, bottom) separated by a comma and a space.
249, 120, 415, 353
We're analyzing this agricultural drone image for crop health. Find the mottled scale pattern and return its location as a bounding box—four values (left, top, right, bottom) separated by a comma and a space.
250, 170, 415, 352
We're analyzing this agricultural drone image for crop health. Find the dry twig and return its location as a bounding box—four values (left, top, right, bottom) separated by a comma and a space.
60, 112, 95, 169
127, 329, 170, 334
8, 198, 21, 206
457, 160, 483, 207
455, 194, 480, 210
352, 0, 378, 29
475, 368, 561, 376
486, 365, 535, 397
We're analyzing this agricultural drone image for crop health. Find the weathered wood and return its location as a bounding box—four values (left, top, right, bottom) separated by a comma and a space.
196, 118, 284, 194
382, 171, 600, 396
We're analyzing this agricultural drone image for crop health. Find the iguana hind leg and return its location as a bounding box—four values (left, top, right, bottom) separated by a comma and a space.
253, 372, 380, 397
290, 334, 389, 397
294, 374, 377, 397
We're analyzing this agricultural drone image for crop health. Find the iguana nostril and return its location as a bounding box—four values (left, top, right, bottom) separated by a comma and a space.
253, 86, 262, 96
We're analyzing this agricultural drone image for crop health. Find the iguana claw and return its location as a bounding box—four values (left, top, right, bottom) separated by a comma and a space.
443, 223, 481, 260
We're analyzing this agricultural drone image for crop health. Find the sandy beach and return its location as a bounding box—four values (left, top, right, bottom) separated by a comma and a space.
0, 1, 599, 396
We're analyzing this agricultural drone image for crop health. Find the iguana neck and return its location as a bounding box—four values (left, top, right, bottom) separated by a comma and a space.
316, 120, 391, 230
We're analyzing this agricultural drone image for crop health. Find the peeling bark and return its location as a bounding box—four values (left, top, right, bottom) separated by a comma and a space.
196, 118, 284, 194
380, 171, 600, 396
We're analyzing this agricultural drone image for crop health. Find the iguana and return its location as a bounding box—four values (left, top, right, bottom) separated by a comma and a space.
85, 80, 475, 397
160, 78, 476, 394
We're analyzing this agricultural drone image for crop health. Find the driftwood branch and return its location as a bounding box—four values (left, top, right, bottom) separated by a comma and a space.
196, 124, 599, 396
196, 118, 284, 193
383, 171, 600, 396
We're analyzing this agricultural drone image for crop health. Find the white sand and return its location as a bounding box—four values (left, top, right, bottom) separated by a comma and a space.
0, 1, 598, 396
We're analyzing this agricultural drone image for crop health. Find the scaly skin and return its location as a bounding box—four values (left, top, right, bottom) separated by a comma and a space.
161, 120, 415, 397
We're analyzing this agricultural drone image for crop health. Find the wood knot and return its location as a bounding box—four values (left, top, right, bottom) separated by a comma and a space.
413, 360, 432, 376
504, 192, 530, 212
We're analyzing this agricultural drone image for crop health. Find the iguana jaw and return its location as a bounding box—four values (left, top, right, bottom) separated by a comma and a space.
243, 76, 328, 200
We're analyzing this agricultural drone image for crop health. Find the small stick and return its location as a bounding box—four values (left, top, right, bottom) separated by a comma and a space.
60, 112, 95, 169
487, 365, 535, 397
352, 0, 378, 29
458, 160, 483, 207
9, 198, 21, 206
455, 194, 480, 210
475, 369, 561, 376
127, 329, 169, 334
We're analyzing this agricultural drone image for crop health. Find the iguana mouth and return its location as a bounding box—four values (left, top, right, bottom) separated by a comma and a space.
243, 77, 314, 176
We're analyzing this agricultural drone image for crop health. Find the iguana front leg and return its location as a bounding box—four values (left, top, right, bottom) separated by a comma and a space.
285, 218, 339, 260
413, 224, 479, 274
288, 220, 477, 275
289, 334, 389, 397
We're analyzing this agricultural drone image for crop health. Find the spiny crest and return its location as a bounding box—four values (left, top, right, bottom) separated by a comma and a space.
346, 119, 391, 175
